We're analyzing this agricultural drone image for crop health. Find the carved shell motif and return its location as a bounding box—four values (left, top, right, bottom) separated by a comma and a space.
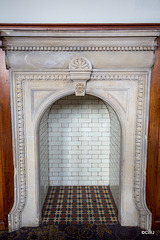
69, 57, 92, 70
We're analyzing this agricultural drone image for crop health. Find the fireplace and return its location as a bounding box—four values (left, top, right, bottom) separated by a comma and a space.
1, 29, 158, 231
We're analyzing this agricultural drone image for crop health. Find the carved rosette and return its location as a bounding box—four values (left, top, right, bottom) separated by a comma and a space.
69, 57, 92, 96
75, 82, 85, 96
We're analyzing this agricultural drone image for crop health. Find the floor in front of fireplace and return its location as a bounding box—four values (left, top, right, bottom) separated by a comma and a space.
41, 186, 119, 225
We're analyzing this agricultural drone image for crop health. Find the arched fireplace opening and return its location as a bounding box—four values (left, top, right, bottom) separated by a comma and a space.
38, 94, 121, 224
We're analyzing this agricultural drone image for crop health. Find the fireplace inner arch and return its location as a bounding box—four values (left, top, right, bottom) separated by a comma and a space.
38, 94, 122, 223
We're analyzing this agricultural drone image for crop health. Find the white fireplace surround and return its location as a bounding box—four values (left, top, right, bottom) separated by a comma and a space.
1, 29, 159, 231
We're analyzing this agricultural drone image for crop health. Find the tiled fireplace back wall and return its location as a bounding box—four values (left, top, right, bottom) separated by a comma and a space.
48, 95, 110, 185
39, 94, 120, 210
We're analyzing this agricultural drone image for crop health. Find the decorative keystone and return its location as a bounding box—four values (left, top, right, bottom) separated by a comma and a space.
69, 57, 92, 96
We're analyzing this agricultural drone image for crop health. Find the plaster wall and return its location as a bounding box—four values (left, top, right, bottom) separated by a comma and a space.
0, 0, 160, 23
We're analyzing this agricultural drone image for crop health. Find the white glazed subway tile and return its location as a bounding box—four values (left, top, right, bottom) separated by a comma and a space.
108, 105, 120, 208
39, 110, 49, 210
48, 95, 112, 186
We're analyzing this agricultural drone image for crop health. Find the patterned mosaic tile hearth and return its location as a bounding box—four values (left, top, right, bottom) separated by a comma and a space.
41, 186, 119, 225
